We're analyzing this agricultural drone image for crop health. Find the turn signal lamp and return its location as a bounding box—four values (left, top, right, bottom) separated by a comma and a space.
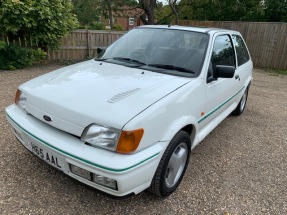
15, 89, 21, 104
116, 129, 144, 154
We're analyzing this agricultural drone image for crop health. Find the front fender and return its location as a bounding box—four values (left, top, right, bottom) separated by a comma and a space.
160, 116, 198, 148
123, 79, 205, 152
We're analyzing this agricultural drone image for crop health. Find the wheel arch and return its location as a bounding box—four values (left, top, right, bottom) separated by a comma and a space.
160, 116, 198, 150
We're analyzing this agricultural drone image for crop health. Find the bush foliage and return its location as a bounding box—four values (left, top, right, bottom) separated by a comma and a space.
0, 0, 78, 49
0, 41, 46, 70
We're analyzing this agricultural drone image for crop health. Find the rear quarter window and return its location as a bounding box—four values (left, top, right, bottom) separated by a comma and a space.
232, 35, 250, 66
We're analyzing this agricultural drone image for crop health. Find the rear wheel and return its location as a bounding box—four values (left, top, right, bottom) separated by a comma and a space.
232, 85, 250, 116
148, 131, 191, 197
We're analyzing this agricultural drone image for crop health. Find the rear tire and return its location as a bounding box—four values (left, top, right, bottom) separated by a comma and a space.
232, 84, 250, 116
147, 131, 191, 197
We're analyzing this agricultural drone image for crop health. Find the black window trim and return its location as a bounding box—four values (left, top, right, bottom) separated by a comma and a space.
228, 33, 237, 69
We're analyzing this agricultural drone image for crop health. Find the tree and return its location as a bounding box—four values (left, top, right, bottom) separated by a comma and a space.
106, 0, 115, 30
138, 0, 157, 24
159, 0, 287, 23
154, 1, 193, 24
74, 0, 139, 30
177, 0, 267, 21
168, 0, 179, 25
264, 0, 287, 22
177, 0, 193, 21
155, 3, 175, 24
73, 0, 101, 27
0, 0, 78, 49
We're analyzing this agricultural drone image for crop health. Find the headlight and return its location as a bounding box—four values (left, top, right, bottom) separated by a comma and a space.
81, 124, 121, 151
81, 124, 144, 154
15, 89, 27, 112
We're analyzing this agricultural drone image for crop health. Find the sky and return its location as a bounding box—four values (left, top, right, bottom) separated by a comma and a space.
158, 0, 168, 5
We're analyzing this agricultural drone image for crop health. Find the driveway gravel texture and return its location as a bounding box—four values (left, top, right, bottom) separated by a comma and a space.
0, 64, 286, 215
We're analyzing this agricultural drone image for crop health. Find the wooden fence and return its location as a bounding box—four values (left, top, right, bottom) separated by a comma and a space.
48, 22, 287, 69
47, 30, 125, 60
177, 20, 287, 70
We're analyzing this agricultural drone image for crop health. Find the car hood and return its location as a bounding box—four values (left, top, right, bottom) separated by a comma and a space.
20, 60, 190, 136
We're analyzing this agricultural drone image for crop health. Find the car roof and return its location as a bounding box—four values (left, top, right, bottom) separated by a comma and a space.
138, 25, 240, 35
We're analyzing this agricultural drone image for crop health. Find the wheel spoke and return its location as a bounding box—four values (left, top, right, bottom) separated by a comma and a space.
240, 90, 247, 111
165, 167, 176, 186
165, 143, 188, 188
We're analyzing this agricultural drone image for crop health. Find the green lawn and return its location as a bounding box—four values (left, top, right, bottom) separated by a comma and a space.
263, 69, 287, 76
276, 70, 287, 75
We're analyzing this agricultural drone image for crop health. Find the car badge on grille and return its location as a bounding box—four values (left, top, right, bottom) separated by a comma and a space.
43, 115, 52, 122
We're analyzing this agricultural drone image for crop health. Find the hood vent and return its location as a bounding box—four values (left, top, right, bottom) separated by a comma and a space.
108, 88, 141, 103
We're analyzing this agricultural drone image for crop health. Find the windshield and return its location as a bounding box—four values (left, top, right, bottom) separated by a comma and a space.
97, 28, 209, 77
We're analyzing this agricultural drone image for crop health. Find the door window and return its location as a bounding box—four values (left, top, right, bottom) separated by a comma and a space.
208, 35, 235, 78
211, 35, 235, 69
232, 35, 250, 66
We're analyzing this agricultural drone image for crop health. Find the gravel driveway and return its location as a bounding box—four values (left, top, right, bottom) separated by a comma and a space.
0, 64, 286, 214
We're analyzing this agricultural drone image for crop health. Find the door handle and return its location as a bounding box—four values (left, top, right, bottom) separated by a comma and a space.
235, 75, 240, 81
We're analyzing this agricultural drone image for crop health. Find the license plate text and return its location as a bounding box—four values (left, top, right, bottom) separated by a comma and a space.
31, 142, 62, 169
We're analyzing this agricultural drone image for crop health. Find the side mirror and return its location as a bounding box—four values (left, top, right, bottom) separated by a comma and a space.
97, 47, 104, 55
214, 65, 235, 78
207, 65, 235, 83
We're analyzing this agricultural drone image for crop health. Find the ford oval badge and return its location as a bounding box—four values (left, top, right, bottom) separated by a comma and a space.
43, 115, 52, 122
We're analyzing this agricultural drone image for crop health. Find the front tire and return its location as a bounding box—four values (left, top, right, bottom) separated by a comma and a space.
148, 131, 191, 197
232, 84, 250, 116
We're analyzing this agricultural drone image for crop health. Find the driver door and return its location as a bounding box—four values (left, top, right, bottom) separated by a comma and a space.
202, 33, 241, 126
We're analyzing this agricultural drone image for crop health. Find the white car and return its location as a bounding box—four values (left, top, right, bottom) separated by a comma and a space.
5, 25, 252, 197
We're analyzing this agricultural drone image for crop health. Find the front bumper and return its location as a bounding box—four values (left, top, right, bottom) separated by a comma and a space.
5, 104, 165, 196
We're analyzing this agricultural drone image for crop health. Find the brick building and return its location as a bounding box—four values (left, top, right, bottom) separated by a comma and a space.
103, 7, 144, 31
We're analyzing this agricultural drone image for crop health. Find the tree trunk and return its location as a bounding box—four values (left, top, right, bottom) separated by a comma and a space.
140, 13, 148, 25
107, 0, 114, 30
169, 0, 179, 25
138, 0, 156, 24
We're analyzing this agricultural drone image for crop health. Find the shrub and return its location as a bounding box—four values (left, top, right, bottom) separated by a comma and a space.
30, 48, 47, 62
0, 41, 47, 70
113, 24, 124, 31
90, 22, 105, 30
0, 0, 78, 49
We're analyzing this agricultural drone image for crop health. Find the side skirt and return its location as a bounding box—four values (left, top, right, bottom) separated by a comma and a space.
191, 102, 237, 150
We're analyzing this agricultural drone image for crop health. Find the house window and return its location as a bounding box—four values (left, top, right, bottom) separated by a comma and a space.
129, 17, 134, 26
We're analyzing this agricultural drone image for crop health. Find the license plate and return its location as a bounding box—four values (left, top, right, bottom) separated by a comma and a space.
30, 142, 63, 170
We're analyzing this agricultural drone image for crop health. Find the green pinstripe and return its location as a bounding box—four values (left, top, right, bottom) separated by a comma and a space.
7, 113, 159, 172
198, 86, 245, 124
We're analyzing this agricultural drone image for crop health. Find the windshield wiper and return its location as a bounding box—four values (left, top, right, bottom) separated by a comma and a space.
95, 58, 109, 61
148, 64, 194, 74
112, 57, 147, 66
